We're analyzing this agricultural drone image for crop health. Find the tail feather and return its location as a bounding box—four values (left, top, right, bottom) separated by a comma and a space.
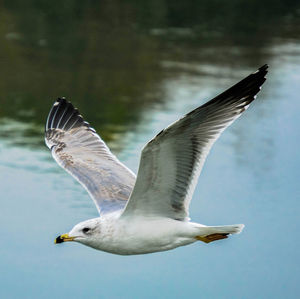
204, 224, 245, 235
195, 224, 244, 243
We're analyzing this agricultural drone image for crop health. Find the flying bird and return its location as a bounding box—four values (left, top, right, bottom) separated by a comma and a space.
45, 64, 268, 255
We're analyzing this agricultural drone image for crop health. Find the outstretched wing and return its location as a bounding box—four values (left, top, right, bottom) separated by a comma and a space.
121, 65, 268, 221
45, 98, 136, 215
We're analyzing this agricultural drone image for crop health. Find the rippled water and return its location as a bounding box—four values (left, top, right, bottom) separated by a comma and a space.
1, 2, 300, 298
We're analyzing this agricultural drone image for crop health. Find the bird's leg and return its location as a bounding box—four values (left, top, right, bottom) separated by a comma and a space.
195, 233, 229, 243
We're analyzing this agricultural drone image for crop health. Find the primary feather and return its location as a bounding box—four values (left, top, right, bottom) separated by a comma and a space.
121, 64, 268, 220
45, 98, 136, 215
45, 65, 267, 220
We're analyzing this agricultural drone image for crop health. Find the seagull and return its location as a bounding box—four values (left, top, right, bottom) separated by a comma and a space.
45, 64, 268, 255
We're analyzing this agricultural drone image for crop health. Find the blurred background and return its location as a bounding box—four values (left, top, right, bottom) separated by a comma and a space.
0, 1, 300, 298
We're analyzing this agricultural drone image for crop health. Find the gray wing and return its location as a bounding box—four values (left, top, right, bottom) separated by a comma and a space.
45, 98, 136, 215
121, 65, 268, 221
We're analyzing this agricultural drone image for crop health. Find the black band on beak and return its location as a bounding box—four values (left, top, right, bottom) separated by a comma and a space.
55, 235, 64, 243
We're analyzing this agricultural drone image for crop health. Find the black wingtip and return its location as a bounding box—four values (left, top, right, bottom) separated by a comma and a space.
45, 97, 91, 132
260, 64, 268, 70
57, 97, 67, 103
257, 64, 269, 76
200, 64, 269, 110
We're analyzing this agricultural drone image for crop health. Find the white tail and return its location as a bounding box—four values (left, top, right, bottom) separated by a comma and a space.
195, 224, 245, 243
201, 224, 245, 235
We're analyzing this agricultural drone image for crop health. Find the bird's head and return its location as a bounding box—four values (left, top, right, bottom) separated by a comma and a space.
55, 218, 101, 247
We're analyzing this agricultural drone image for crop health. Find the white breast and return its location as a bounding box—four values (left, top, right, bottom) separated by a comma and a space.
91, 217, 197, 255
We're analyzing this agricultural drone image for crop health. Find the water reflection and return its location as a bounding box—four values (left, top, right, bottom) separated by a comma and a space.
1, 1, 300, 298
1, 0, 300, 139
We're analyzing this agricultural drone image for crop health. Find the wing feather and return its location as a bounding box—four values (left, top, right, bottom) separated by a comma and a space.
45, 98, 136, 215
121, 65, 268, 220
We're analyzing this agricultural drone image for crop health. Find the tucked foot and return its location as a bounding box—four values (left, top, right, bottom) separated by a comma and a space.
195, 233, 229, 244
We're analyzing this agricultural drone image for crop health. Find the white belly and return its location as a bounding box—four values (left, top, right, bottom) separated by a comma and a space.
88, 217, 198, 255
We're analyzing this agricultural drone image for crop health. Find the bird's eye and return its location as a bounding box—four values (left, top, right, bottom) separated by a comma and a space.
82, 227, 90, 233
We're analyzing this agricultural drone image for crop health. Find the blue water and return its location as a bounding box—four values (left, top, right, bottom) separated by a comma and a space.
1, 35, 300, 299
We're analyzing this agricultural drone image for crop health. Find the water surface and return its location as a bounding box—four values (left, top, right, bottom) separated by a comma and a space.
0, 2, 300, 298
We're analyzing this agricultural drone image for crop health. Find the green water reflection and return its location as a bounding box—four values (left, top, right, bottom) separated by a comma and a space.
1, 0, 300, 148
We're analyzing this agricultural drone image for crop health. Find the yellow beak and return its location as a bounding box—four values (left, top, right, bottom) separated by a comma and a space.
54, 233, 75, 244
